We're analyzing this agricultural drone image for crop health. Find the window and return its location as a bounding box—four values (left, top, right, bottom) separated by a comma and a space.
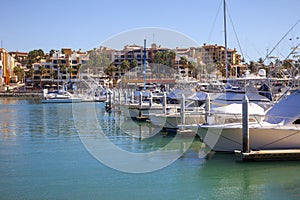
293, 118, 300, 124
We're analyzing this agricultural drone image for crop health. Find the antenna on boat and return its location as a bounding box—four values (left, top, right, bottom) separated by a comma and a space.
223, 0, 228, 81
143, 39, 147, 91
263, 19, 300, 63
285, 39, 300, 60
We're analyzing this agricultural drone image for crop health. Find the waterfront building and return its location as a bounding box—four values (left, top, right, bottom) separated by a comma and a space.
28, 48, 89, 89
201, 43, 241, 66
96, 43, 242, 80
0, 43, 243, 91
0, 48, 17, 90
9, 51, 28, 65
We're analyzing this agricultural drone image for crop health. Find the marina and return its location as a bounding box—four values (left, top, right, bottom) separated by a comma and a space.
1, 98, 300, 199
1, 0, 300, 199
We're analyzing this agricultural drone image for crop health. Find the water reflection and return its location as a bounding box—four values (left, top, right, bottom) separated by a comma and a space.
198, 153, 300, 199
0, 99, 77, 141
1, 99, 300, 198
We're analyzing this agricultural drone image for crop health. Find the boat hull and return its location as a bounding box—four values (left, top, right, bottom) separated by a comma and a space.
150, 113, 205, 129
42, 98, 82, 103
198, 124, 300, 152
120, 104, 162, 119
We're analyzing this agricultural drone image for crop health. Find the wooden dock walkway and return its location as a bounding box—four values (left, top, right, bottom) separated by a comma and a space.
235, 149, 300, 161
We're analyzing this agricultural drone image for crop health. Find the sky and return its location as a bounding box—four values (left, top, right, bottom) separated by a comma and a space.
1, 0, 300, 62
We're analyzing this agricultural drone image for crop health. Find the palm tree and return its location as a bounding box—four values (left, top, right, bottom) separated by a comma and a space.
215, 61, 223, 78
73, 64, 82, 78
168, 50, 176, 67
13, 66, 25, 83
153, 51, 163, 64
105, 63, 115, 80
179, 56, 188, 68
67, 66, 73, 79
38, 65, 46, 88
59, 64, 66, 80
49, 49, 56, 57
258, 57, 264, 64
187, 61, 196, 77
120, 60, 130, 74
26, 67, 35, 80
50, 70, 57, 80
130, 59, 138, 69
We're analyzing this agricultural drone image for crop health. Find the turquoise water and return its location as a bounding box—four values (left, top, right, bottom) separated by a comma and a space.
1, 99, 300, 200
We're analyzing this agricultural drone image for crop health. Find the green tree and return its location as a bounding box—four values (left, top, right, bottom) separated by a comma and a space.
282, 59, 293, 69
67, 66, 74, 79
50, 70, 58, 80
249, 61, 255, 73
13, 66, 25, 83
153, 50, 176, 67
38, 65, 46, 77
130, 59, 138, 69
25, 67, 35, 80
72, 64, 81, 77
49, 49, 56, 57
215, 61, 223, 77
27, 49, 45, 67
104, 63, 115, 79
258, 57, 264, 65
58, 64, 66, 80
38, 65, 46, 88
179, 57, 188, 66
120, 60, 130, 73
187, 61, 196, 77
86, 50, 111, 75
168, 51, 176, 67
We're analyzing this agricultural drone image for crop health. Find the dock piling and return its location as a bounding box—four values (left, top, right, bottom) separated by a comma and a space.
163, 92, 167, 114
180, 94, 186, 124
113, 90, 116, 104
242, 95, 250, 153
124, 90, 128, 104
205, 93, 211, 123
131, 91, 134, 103
118, 89, 121, 104
149, 92, 153, 107
139, 92, 143, 106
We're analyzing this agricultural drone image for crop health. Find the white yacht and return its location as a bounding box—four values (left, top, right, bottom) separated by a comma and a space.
149, 91, 208, 129
196, 90, 300, 152
42, 88, 82, 103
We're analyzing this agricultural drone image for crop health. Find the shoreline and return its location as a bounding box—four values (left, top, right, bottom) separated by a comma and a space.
0, 92, 42, 99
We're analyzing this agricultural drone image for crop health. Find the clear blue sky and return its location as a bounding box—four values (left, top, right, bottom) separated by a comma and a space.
1, 0, 300, 62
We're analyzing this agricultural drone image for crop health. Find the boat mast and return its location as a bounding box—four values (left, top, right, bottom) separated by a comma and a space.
143, 39, 146, 91
223, 0, 228, 80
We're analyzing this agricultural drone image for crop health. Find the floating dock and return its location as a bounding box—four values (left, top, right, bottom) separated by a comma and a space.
235, 149, 300, 161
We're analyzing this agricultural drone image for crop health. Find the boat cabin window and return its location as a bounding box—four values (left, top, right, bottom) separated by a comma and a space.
292, 118, 300, 124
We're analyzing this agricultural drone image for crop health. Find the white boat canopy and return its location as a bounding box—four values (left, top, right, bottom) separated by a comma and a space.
265, 91, 300, 125
211, 103, 265, 116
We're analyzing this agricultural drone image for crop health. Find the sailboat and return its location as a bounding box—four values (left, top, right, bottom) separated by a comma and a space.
189, 0, 300, 152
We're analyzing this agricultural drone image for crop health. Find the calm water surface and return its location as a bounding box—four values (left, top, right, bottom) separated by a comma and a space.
1, 98, 300, 200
